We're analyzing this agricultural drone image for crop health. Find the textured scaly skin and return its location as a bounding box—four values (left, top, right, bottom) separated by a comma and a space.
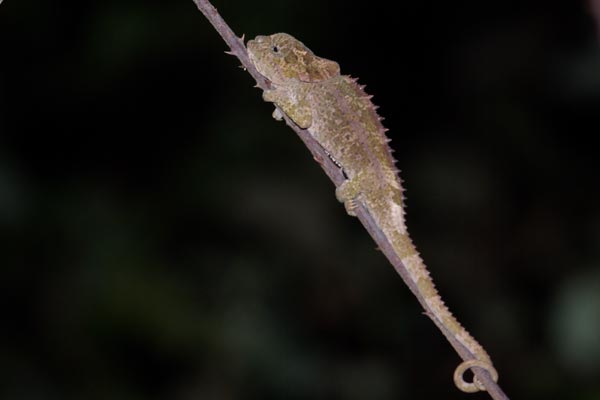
247, 33, 497, 392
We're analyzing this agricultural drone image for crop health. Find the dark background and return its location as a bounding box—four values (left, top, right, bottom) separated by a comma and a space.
1, 0, 599, 399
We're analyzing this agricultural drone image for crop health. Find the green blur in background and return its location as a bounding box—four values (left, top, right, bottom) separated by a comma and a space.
1, 0, 599, 399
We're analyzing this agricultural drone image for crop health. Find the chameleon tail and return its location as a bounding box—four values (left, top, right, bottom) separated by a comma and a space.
454, 359, 499, 393
395, 241, 498, 393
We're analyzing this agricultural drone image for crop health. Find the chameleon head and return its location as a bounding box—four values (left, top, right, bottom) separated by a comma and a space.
247, 33, 340, 85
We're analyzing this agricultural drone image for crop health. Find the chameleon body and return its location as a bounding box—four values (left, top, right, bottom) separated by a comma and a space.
247, 33, 498, 392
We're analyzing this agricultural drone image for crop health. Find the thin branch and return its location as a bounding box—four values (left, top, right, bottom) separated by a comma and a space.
192, 1, 509, 399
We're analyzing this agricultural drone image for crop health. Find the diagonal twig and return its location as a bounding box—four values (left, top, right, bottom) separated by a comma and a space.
192, 1, 509, 399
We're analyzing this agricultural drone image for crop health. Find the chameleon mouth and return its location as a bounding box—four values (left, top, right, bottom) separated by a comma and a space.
246, 39, 259, 57
247, 36, 267, 54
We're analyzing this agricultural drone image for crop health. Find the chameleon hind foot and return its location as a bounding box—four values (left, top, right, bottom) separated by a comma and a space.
342, 199, 359, 216
335, 178, 362, 217
453, 360, 498, 393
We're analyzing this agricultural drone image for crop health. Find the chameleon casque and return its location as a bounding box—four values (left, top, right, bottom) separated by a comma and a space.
247, 33, 498, 393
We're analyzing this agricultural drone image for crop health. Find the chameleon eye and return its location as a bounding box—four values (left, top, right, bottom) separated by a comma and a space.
272, 45, 279, 53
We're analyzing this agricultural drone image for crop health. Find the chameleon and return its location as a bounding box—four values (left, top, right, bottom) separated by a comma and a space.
247, 32, 498, 393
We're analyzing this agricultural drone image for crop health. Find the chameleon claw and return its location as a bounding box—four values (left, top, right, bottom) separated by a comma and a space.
335, 178, 362, 217
272, 107, 284, 121
453, 360, 498, 393
344, 199, 358, 216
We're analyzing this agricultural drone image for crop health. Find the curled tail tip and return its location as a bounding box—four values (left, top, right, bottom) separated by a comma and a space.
453, 359, 498, 393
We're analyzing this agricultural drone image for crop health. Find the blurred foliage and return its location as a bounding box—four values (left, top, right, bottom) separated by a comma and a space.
1, 0, 599, 399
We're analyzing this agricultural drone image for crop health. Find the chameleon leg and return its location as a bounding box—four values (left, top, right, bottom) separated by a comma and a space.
263, 89, 312, 129
335, 176, 362, 217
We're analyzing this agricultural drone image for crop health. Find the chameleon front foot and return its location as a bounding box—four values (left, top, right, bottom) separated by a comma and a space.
453, 360, 498, 393
262, 89, 312, 128
272, 107, 284, 121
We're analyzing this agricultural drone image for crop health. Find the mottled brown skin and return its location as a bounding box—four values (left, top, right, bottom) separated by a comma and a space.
247, 33, 497, 392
